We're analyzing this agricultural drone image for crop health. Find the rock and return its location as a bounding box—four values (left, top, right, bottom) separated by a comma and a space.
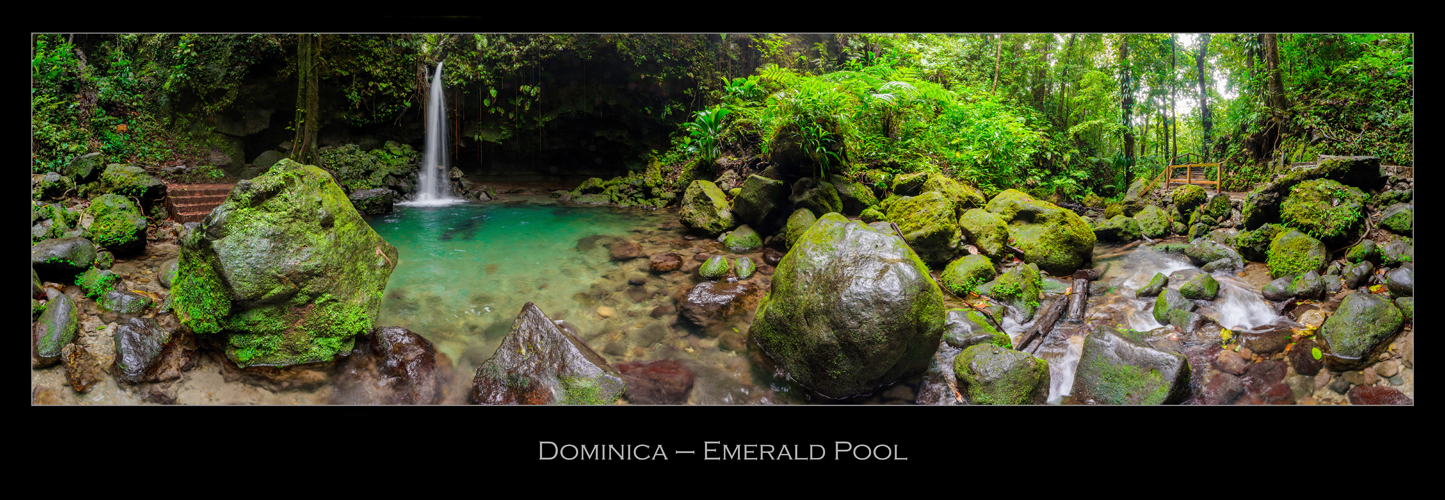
1345, 240, 1378, 264
32, 294, 78, 368
735, 256, 757, 279
99, 289, 152, 314
1204, 193, 1232, 220
366, 326, 444, 404
1376, 359, 1399, 378
64, 152, 104, 183
170, 159, 399, 367
1184, 238, 1242, 268
252, 150, 285, 171
1137, 273, 1169, 298
1152, 288, 1197, 325
952, 344, 1050, 405
891, 172, 930, 195
762, 247, 784, 266
649, 253, 682, 273
574, 177, 606, 195
679, 281, 763, 328
679, 180, 735, 236
1318, 291, 1403, 371
1093, 215, 1141, 242
1380, 239, 1412, 267
751, 213, 945, 399
1071, 324, 1191, 404
607, 239, 643, 260
1242, 155, 1382, 229
158, 258, 179, 288
348, 188, 394, 216
1201, 371, 1245, 404
1201, 257, 1243, 274
99, 164, 166, 205
1280, 179, 1368, 247
920, 173, 986, 213
85, 193, 149, 255
1342, 260, 1375, 289
470, 302, 625, 405
1215, 348, 1248, 375
1121, 178, 1151, 216
1236, 323, 1293, 356
940, 254, 996, 297
1347, 385, 1411, 405
1179, 273, 1220, 300
32, 237, 98, 282
958, 208, 1011, 262
649, 305, 674, 318
1267, 229, 1327, 279
1378, 203, 1413, 235
827, 173, 880, 216
617, 359, 695, 404
1290, 271, 1325, 300
1235, 223, 1285, 263
942, 308, 1010, 350
1133, 205, 1172, 239
112, 316, 173, 383
60, 343, 105, 393
731, 174, 789, 233
788, 177, 843, 217
985, 189, 1096, 276
75, 268, 120, 299
596, 306, 616, 318
698, 255, 730, 280
990, 262, 1043, 321
859, 206, 886, 223
1172, 184, 1208, 216
784, 208, 817, 249
883, 191, 962, 267
1394, 297, 1412, 321
724, 224, 762, 253
1242, 360, 1295, 405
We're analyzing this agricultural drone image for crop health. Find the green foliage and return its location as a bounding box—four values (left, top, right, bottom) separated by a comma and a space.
317, 142, 420, 193
683, 106, 731, 162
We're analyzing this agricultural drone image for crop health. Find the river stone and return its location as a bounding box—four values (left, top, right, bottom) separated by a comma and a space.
1345, 240, 1378, 264
762, 247, 784, 266
33, 293, 78, 367
616, 359, 695, 405
985, 189, 1096, 276
887, 191, 962, 267
1204, 193, 1231, 220
952, 344, 1049, 405
367, 326, 444, 404
1241, 359, 1295, 404
940, 255, 995, 297
1172, 185, 1208, 216
1235, 223, 1284, 262
679, 180, 735, 236
1133, 204, 1172, 239
1342, 261, 1374, 289
735, 256, 757, 279
680, 281, 763, 328
649, 253, 682, 273
1094, 215, 1141, 242
1318, 291, 1403, 371
1394, 297, 1412, 321
1290, 270, 1325, 300
112, 316, 171, 383
1380, 239, 1412, 266
991, 262, 1043, 321
158, 258, 179, 288
1153, 288, 1196, 325
942, 308, 1010, 350
859, 206, 886, 223
1267, 229, 1327, 279
99, 289, 152, 314
1242, 155, 1382, 229
1379, 203, 1413, 235
827, 173, 880, 216
751, 213, 945, 399
1347, 385, 1412, 405
731, 174, 788, 233
921, 173, 986, 214
698, 255, 730, 280
1201, 371, 1245, 404
1261, 277, 1294, 301
789, 177, 843, 216
1280, 179, 1368, 247
724, 224, 762, 253
1179, 273, 1220, 300
170, 158, 399, 367
1287, 337, 1324, 376
1184, 238, 1242, 268
1071, 324, 1191, 405
959, 208, 1010, 262
32, 237, 98, 281
784, 208, 817, 250
348, 188, 394, 216
1137, 273, 1168, 298
470, 302, 625, 405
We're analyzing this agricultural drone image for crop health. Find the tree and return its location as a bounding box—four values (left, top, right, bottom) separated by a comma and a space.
1118, 35, 1135, 167
1263, 33, 1288, 117
291, 34, 321, 166
1195, 33, 1213, 161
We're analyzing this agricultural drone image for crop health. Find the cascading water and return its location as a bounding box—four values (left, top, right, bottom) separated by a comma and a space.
405, 61, 461, 206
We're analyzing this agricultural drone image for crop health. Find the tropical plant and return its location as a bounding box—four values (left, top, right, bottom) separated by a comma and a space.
684, 106, 731, 162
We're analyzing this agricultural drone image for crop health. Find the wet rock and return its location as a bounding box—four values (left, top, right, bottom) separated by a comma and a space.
1345, 240, 1378, 264
1214, 348, 1248, 375
1093, 215, 1140, 242
762, 247, 784, 266
1342, 260, 1374, 289
370, 326, 445, 404
751, 213, 945, 399
1280, 179, 1368, 247
827, 173, 881, 216
1287, 337, 1324, 376
607, 239, 643, 260
784, 208, 818, 249
628, 322, 669, 347
1071, 324, 1191, 404
887, 191, 962, 267
1267, 229, 1328, 279
1318, 291, 1403, 371
1393, 297, 1412, 322
718, 332, 747, 352
1201, 372, 1245, 405
1184, 239, 1242, 268
113, 317, 172, 383
1376, 359, 1399, 378
348, 188, 394, 215
1385, 263, 1412, 297
698, 255, 730, 280
1152, 288, 1197, 326
1286, 374, 1314, 399
470, 303, 625, 405
158, 258, 179, 289
985, 189, 1096, 276
679, 180, 735, 236
649, 305, 675, 318
991, 262, 1044, 321
735, 257, 757, 279
940, 254, 996, 297
617, 359, 695, 405
1347, 385, 1411, 405
99, 289, 152, 315
1236, 323, 1292, 356
732, 174, 789, 233
1179, 273, 1220, 300
1329, 375, 1352, 395
789, 177, 843, 217
60, 343, 104, 393
958, 208, 1011, 262
1378, 203, 1412, 235
942, 308, 1010, 350
1379, 239, 1412, 267
724, 225, 762, 253
32, 294, 78, 367
1242, 360, 1294, 404
1137, 273, 1168, 298
952, 344, 1049, 405
31, 236, 98, 281
679, 281, 763, 328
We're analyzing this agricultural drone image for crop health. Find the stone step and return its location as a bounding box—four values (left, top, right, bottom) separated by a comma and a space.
169, 194, 229, 205
164, 182, 235, 223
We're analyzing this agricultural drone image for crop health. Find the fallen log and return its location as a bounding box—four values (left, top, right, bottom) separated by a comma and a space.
1066, 278, 1090, 323
1094, 241, 1143, 260
1017, 296, 1066, 354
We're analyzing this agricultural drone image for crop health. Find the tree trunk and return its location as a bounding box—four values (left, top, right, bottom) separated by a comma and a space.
1032, 35, 1053, 107
1066, 278, 1090, 323
1263, 33, 1288, 117
992, 34, 1004, 92
1196, 34, 1213, 161
291, 34, 321, 167
1059, 34, 1077, 135
1119, 35, 1135, 167
1170, 34, 1177, 164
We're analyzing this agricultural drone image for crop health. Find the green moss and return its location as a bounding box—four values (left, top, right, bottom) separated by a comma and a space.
559, 376, 619, 405
86, 193, 146, 249
1266, 229, 1327, 279
1082, 351, 1170, 405
1280, 179, 1366, 243
75, 268, 119, 299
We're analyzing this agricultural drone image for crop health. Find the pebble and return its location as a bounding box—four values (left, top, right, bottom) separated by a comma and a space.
597, 306, 616, 318
1388, 375, 1403, 386
1377, 360, 1398, 377
1215, 349, 1248, 375
1343, 371, 1365, 386
1314, 369, 1332, 390
1238, 347, 1253, 361
1362, 367, 1378, 386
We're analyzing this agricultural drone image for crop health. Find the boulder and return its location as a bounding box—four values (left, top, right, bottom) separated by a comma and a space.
1379, 203, 1413, 235
942, 308, 1011, 350
1380, 239, 1412, 266
368, 326, 445, 404
1280, 179, 1367, 247
952, 344, 1050, 405
1266, 229, 1327, 279
958, 208, 1011, 262
1133, 204, 1172, 239
1179, 273, 1220, 301
1242, 155, 1382, 229
470, 302, 625, 405
1070, 324, 1192, 405
990, 262, 1043, 321
85, 193, 149, 255
1093, 215, 1141, 242
827, 173, 880, 216
1152, 288, 1197, 325
1172, 184, 1208, 216
698, 255, 730, 280
750, 213, 945, 399
1345, 240, 1378, 264
680, 281, 763, 328
1317, 291, 1403, 371
886, 191, 961, 267
731, 174, 789, 232
723, 224, 762, 253
1137, 273, 1168, 298
1184, 239, 1241, 268
99, 289, 152, 314
1286, 337, 1324, 376
573, 177, 605, 195
985, 189, 1096, 276
33, 171, 72, 200
940, 254, 995, 297
617, 360, 695, 404
112, 316, 174, 384
31, 236, 97, 281
891, 172, 930, 196
784, 208, 817, 249
678, 180, 735, 236
920, 173, 986, 214
1204, 193, 1232, 220
99, 164, 166, 205
64, 152, 104, 183
1121, 177, 1151, 216
788, 177, 843, 217
32, 294, 78, 368
170, 159, 399, 367
735, 256, 757, 279
348, 188, 394, 216
1386, 263, 1412, 297
1342, 260, 1374, 289
252, 150, 286, 171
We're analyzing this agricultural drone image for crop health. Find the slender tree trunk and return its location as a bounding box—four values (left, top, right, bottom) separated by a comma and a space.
1263, 33, 1288, 117
1119, 35, 1135, 167
1059, 34, 1076, 135
1196, 33, 1213, 161
1170, 34, 1177, 164
992, 34, 1004, 92
291, 34, 321, 166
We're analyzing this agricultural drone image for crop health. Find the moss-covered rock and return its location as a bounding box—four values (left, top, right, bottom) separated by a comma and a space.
732, 174, 789, 232
31, 236, 97, 281
942, 308, 1011, 350
1172, 184, 1208, 216
1137, 272, 1168, 298
574, 177, 606, 195
1242, 155, 1383, 229
1379, 203, 1413, 235
1280, 178, 1367, 247
1266, 229, 1328, 279
735, 256, 757, 279
1394, 297, 1413, 322
170, 159, 399, 368
348, 188, 394, 216
1104, 203, 1123, 219
921, 173, 986, 214
32, 293, 78, 367
1236, 223, 1285, 262
990, 262, 1043, 321
1204, 193, 1232, 220
99, 164, 166, 204
958, 208, 1010, 262
859, 206, 886, 223
1178, 273, 1219, 300
826, 173, 879, 216
1132, 204, 1171, 239
698, 255, 730, 280
750, 213, 945, 399
985, 189, 1096, 276
952, 344, 1050, 405
64, 152, 104, 184
75, 268, 120, 299
788, 177, 843, 217
1380, 238, 1412, 266
1070, 324, 1191, 405
1317, 291, 1403, 371
1345, 239, 1378, 264
86, 193, 149, 255
784, 208, 818, 250
1152, 288, 1196, 325
891, 171, 930, 196
886, 191, 962, 267
1094, 215, 1141, 242
679, 180, 735, 236
941, 254, 996, 297
724, 224, 762, 253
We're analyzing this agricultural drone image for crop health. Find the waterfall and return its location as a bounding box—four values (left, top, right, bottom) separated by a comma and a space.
407, 61, 460, 205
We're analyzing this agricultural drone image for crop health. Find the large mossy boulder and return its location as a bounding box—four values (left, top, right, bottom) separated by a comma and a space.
1317, 291, 1403, 371
1093, 215, 1141, 242
886, 191, 962, 267
1133, 204, 1172, 239
85, 193, 149, 255
1266, 229, 1328, 279
959, 208, 1011, 262
1172, 184, 1208, 216
732, 174, 789, 232
1380, 238, 1412, 266
750, 213, 946, 399
1280, 178, 1367, 247
99, 164, 166, 205
679, 180, 735, 236
1379, 203, 1413, 235
921, 173, 986, 214
470, 302, 625, 405
1242, 155, 1383, 229
788, 177, 843, 217
891, 172, 930, 196
985, 189, 1096, 276
952, 344, 1050, 405
784, 208, 818, 249
826, 173, 879, 216
170, 159, 399, 367
1204, 193, 1232, 220
940, 254, 996, 297
31, 236, 98, 281
65, 152, 104, 183
1236, 223, 1285, 262
1070, 324, 1192, 405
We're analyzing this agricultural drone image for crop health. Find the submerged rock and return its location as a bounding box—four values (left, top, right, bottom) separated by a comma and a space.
1241, 359, 1295, 405
470, 303, 625, 405
649, 252, 682, 273
679, 281, 763, 328
952, 344, 1049, 405
617, 359, 695, 405
1347, 385, 1412, 405
751, 213, 945, 399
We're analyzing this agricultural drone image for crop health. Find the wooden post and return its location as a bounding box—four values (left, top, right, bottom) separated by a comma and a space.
1066, 278, 1090, 323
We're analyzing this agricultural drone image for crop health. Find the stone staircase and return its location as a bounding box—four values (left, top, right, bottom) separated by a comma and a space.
165, 182, 235, 224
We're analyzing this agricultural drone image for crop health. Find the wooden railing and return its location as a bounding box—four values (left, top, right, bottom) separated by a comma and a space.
1163, 163, 1223, 194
